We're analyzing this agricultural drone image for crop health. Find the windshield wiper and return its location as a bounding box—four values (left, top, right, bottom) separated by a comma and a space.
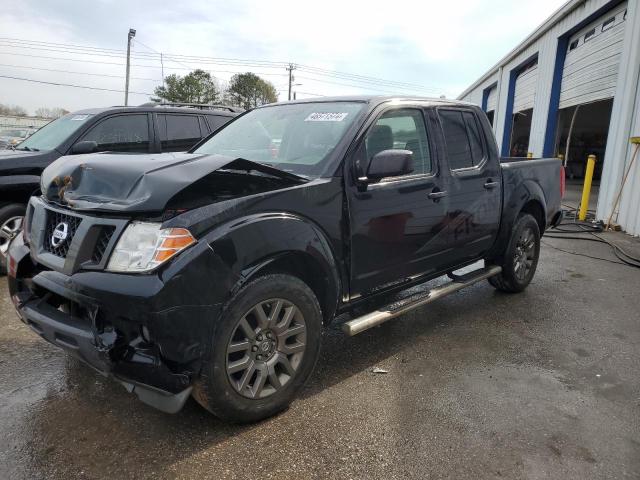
16, 146, 38, 152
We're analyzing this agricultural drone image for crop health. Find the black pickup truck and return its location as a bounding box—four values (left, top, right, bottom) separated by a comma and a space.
0, 103, 240, 270
8, 96, 563, 422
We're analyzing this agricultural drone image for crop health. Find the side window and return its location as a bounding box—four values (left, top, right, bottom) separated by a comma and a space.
463, 112, 485, 165
206, 115, 230, 132
439, 110, 473, 170
159, 114, 202, 151
80, 115, 150, 152
362, 108, 432, 176
198, 116, 211, 136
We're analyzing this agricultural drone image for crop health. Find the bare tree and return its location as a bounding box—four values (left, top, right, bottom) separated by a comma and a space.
0, 104, 28, 116
35, 107, 70, 119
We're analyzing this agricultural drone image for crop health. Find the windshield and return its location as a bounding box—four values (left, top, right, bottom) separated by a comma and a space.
194, 102, 365, 177
18, 113, 93, 151
0, 129, 28, 138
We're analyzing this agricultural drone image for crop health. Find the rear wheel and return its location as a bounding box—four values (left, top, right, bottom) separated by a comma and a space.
488, 213, 540, 293
0, 204, 26, 275
193, 274, 322, 423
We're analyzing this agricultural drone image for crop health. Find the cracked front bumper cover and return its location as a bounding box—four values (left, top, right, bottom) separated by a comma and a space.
8, 235, 221, 414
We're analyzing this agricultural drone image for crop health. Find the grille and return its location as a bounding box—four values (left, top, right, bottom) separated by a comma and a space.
92, 226, 115, 264
43, 210, 82, 258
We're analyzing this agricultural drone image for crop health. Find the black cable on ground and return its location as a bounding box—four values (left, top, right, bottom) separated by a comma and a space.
541, 240, 627, 266
546, 215, 640, 268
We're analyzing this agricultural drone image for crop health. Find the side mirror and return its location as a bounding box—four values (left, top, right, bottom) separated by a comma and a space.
71, 140, 98, 155
366, 149, 414, 180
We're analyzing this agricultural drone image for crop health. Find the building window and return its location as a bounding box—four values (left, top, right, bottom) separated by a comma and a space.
602, 17, 615, 31
569, 39, 579, 51
584, 28, 596, 42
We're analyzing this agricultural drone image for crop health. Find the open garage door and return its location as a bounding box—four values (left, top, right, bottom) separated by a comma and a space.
560, 3, 627, 109
509, 59, 538, 157
554, 4, 627, 211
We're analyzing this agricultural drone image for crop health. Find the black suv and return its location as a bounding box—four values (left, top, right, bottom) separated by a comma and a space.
0, 103, 241, 269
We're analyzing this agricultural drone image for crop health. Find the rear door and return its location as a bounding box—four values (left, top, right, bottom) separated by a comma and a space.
436, 108, 501, 263
348, 106, 452, 296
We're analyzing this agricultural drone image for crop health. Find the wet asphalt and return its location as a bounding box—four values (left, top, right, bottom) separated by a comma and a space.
1, 232, 639, 480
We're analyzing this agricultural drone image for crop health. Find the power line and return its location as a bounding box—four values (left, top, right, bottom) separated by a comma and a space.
295, 75, 432, 96
0, 37, 443, 93
0, 62, 160, 81
0, 51, 288, 77
0, 74, 153, 96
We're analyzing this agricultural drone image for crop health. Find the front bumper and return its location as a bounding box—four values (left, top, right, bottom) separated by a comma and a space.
8, 234, 224, 413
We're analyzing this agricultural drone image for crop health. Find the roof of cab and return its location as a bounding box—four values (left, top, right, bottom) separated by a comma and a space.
258, 95, 476, 108
70, 105, 239, 116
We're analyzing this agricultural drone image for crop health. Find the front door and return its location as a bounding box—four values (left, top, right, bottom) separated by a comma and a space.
348, 107, 451, 297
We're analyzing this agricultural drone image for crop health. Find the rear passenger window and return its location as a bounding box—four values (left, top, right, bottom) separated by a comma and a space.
463, 112, 485, 165
159, 114, 202, 151
206, 115, 230, 132
362, 108, 432, 176
439, 110, 485, 170
439, 110, 473, 170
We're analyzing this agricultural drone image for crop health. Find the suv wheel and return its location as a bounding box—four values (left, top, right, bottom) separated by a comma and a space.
0, 204, 26, 274
193, 274, 322, 423
488, 213, 540, 293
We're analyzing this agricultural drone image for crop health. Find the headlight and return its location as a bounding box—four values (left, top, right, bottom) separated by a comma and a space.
106, 222, 196, 273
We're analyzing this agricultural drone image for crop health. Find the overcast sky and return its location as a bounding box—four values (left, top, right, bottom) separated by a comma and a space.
0, 0, 568, 115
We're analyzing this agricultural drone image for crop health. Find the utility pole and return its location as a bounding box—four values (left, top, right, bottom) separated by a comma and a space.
124, 28, 136, 106
286, 63, 296, 101
160, 52, 165, 90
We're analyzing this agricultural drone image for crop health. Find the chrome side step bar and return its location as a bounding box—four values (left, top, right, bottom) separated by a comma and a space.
342, 265, 502, 336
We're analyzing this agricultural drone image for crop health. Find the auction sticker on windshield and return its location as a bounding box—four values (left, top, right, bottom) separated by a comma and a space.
71, 115, 90, 121
304, 112, 349, 122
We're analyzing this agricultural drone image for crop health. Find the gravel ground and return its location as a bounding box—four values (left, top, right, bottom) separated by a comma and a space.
0, 232, 639, 479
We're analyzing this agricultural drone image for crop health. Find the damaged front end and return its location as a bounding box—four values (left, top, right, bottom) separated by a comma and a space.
40, 152, 308, 213
8, 235, 214, 412
7, 195, 231, 413
6, 152, 311, 412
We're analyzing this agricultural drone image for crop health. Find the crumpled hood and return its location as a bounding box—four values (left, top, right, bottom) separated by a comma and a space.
41, 151, 307, 213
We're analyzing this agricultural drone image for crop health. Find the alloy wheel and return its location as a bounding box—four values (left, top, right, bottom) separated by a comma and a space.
226, 298, 307, 399
0, 216, 23, 257
513, 226, 536, 282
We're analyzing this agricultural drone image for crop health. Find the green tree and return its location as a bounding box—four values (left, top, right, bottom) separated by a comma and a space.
227, 73, 278, 110
152, 69, 220, 104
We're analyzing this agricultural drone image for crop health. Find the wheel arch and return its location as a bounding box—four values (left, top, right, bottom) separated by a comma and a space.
487, 179, 547, 262
203, 212, 341, 324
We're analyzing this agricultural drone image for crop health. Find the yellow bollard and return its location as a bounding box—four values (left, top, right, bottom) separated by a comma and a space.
579, 154, 596, 221
527, 152, 533, 159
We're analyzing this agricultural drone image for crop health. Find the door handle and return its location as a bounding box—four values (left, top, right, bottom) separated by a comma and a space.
427, 190, 448, 200
484, 180, 499, 189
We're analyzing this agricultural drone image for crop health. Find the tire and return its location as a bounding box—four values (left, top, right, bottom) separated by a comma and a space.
0, 204, 26, 275
193, 274, 322, 423
488, 213, 540, 293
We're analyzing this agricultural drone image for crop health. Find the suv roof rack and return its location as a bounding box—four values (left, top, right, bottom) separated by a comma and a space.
138, 102, 244, 113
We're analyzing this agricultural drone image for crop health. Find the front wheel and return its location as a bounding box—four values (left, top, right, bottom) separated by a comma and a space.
193, 274, 322, 423
0, 204, 26, 275
488, 213, 540, 293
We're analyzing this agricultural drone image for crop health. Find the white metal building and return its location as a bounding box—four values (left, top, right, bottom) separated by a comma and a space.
458, 0, 640, 236
0, 115, 51, 130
